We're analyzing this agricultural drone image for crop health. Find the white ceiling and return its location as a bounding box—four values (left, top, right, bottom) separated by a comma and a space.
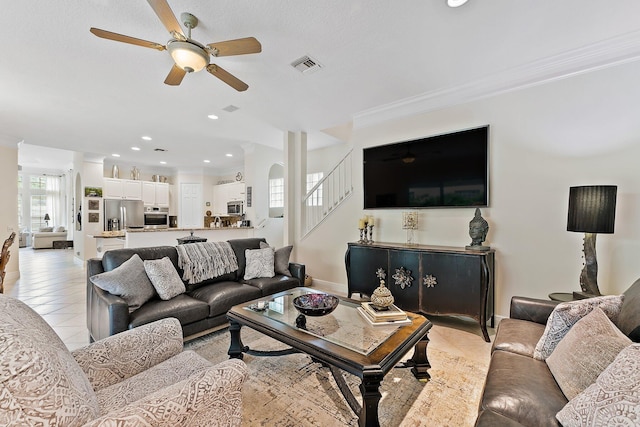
3, 1, 640, 173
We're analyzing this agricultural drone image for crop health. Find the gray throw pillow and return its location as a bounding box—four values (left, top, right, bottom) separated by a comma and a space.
556, 344, 640, 426
144, 257, 186, 300
244, 248, 275, 280
533, 294, 624, 360
90, 254, 156, 312
546, 307, 631, 400
260, 242, 293, 276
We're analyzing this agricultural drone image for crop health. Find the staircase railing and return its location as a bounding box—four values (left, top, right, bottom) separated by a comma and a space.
302, 150, 353, 237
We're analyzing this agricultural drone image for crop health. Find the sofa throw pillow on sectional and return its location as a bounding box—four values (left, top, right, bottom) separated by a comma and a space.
546, 307, 631, 400
144, 257, 186, 300
533, 294, 624, 360
90, 253, 156, 312
556, 344, 640, 426
244, 248, 275, 280
260, 241, 293, 276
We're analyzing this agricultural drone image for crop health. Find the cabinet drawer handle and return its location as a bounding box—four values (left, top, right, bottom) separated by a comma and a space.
424, 274, 437, 288
392, 267, 414, 290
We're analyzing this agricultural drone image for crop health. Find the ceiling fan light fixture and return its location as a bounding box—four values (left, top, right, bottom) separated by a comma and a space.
167, 40, 209, 73
447, 0, 469, 7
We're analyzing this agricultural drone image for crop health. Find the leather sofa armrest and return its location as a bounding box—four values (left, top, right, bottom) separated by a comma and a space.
289, 262, 306, 286
509, 296, 560, 325
289, 262, 305, 284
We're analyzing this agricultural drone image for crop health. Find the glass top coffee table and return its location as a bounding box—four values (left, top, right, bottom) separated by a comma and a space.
227, 287, 432, 427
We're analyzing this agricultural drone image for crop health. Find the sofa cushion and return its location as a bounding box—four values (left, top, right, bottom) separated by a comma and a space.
0, 295, 100, 425
129, 294, 210, 329
102, 246, 178, 272
491, 318, 545, 357
260, 241, 293, 276
475, 410, 527, 427
480, 351, 567, 426
533, 295, 624, 360
556, 344, 640, 426
91, 254, 157, 312
244, 248, 275, 280
188, 281, 262, 317
39, 226, 53, 232
243, 275, 301, 296
228, 237, 267, 280
144, 257, 186, 300
547, 307, 631, 400
617, 278, 640, 341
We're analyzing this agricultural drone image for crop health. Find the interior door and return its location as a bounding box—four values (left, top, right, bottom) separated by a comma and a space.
180, 183, 202, 228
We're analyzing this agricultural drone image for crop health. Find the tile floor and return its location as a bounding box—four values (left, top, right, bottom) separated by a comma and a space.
5, 247, 494, 364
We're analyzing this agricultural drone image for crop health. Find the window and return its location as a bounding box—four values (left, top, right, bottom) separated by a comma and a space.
19, 173, 65, 232
269, 178, 284, 208
306, 172, 323, 206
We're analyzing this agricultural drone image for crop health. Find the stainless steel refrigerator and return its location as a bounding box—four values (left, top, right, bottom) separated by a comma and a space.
104, 199, 144, 230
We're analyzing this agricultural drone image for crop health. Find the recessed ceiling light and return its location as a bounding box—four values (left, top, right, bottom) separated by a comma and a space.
447, 0, 469, 7
225, 153, 233, 157
207, 114, 219, 120
131, 146, 141, 151
160, 161, 167, 165
112, 153, 120, 157
204, 160, 210, 163
141, 136, 152, 141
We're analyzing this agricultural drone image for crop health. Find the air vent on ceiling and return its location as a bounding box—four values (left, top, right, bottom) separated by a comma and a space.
154, 148, 167, 152
291, 55, 322, 74
223, 105, 239, 113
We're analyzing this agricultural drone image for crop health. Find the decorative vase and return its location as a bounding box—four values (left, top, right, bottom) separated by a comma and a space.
131, 166, 140, 180
111, 165, 119, 179
370, 279, 394, 309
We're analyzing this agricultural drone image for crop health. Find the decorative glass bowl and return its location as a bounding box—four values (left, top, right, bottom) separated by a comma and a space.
292, 293, 339, 316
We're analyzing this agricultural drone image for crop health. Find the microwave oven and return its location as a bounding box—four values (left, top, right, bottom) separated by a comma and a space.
144, 206, 169, 229
227, 201, 243, 215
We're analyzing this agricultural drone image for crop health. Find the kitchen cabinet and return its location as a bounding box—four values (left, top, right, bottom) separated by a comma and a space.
212, 182, 245, 215
142, 182, 169, 207
104, 178, 142, 200
345, 241, 495, 342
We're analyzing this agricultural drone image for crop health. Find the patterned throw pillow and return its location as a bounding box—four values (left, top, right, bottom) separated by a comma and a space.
144, 257, 186, 300
91, 254, 157, 312
260, 241, 293, 276
533, 295, 624, 360
546, 308, 631, 400
556, 344, 640, 426
244, 248, 275, 280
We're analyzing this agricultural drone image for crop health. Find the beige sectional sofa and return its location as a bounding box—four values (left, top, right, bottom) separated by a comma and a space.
32, 226, 68, 249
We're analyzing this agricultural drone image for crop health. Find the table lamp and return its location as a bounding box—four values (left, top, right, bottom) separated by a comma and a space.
44, 213, 50, 227
567, 185, 617, 298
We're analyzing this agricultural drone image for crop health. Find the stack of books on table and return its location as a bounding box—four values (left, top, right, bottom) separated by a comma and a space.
357, 302, 411, 326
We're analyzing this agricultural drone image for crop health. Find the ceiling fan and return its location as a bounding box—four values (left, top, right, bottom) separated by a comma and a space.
90, 0, 261, 91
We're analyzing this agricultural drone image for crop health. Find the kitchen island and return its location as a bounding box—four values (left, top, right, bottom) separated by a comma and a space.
126, 227, 255, 248
91, 227, 254, 258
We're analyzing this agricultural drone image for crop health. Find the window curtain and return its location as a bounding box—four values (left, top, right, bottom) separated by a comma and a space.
46, 175, 63, 228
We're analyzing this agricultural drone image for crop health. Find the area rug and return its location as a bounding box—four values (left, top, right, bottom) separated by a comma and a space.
186, 327, 487, 426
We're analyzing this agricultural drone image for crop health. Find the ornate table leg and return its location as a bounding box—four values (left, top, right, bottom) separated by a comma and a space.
359, 372, 384, 427
228, 319, 247, 359
400, 334, 431, 380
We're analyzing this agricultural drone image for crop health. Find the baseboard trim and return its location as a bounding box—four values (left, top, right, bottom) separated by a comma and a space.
307, 278, 347, 297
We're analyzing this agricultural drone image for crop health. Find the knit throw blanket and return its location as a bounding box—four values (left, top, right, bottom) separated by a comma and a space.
176, 242, 239, 284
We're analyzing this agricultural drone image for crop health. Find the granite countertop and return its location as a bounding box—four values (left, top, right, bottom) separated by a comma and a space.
90, 231, 125, 239
126, 227, 253, 233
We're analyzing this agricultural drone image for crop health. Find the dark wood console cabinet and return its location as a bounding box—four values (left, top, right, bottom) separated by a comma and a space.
345, 242, 495, 342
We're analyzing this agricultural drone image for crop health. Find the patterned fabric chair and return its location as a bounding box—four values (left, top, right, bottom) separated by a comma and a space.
0, 294, 247, 426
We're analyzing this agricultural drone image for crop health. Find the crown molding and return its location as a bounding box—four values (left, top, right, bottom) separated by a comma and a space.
353, 29, 640, 129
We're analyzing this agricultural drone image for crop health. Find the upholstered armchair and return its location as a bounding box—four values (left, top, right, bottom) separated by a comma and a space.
0, 294, 247, 426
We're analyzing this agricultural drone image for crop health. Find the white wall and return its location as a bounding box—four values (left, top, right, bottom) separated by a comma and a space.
297, 58, 640, 318
0, 143, 19, 284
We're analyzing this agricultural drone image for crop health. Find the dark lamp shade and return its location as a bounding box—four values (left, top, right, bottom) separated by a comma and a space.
43, 213, 50, 221
567, 185, 617, 234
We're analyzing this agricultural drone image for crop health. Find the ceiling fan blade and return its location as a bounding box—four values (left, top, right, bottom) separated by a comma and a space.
207, 37, 262, 57
206, 64, 249, 92
164, 64, 186, 86
146, 0, 185, 38
90, 28, 165, 51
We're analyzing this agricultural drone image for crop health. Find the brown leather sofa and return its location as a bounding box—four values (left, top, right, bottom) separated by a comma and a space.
87, 238, 305, 342
475, 279, 640, 426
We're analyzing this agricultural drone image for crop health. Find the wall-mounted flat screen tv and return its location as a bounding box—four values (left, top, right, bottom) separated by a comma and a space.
363, 126, 489, 209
